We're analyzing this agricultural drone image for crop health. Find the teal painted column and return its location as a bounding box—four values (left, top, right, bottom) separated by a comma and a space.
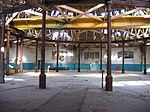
0, 14, 5, 83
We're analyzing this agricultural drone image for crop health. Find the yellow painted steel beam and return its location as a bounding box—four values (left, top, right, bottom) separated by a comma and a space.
13, 16, 150, 30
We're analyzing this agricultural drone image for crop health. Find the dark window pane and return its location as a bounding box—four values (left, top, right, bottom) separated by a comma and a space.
90, 52, 94, 59
118, 51, 133, 58
95, 52, 99, 58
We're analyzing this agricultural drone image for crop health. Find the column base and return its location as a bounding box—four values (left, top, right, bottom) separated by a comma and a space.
78, 68, 80, 72
144, 69, 147, 75
35, 67, 38, 72
20, 70, 23, 73
39, 74, 46, 89
6, 71, 9, 76
0, 71, 5, 83
15, 67, 18, 73
122, 68, 125, 73
105, 75, 113, 91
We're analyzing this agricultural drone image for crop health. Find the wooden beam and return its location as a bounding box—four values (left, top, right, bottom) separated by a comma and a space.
86, 4, 105, 13
58, 5, 84, 14
55, 6, 68, 22
13, 16, 150, 30
111, 8, 145, 20
6, 12, 18, 25
59, 5, 103, 21
23, 9, 65, 22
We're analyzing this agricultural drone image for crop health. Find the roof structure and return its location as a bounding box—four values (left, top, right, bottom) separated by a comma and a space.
0, 0, 150, 48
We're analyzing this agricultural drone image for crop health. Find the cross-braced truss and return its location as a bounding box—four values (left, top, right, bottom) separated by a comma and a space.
0, 0, 150, 47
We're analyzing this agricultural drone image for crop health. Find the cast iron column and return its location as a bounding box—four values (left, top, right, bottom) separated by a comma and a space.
6, 29, 10, 75
39, 10, 46, 89
106, 1, 113, 91
35, 40, 38, 72
15, 37, 18, 73
122, 41, 125, 73
0, 14, 5, 83
20, 37, 23, 73
144, 40, 147, 75
78, 42, 80, 72
56, 39, 59, 72
100, 39, 103, 71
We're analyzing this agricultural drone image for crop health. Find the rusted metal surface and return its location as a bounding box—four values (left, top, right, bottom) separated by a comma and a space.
0, 14, 5, 83
20, 37, 23, 73
15, 37, 18, 73
78, 42, 80, 72
100, 39, 102, 71
6, 29, 10, 75
122, 41, 125, 73
39, 10, 46, 89
144, 40, 147, 75
106, 1, 113, 91
56, 39, 59, 72
35, 40, 38, 72
101, 70, 104, 88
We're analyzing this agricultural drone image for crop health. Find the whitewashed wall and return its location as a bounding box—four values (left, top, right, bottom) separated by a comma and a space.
7, 45, 37, 63
146, 46, 150, 64
6, 45, 150, 64
110, 47, 141, 64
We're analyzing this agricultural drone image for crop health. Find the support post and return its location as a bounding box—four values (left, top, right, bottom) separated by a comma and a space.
15, 37, 18, 73
35, 40, 38, 72
20, 37, 23, 73
100, 39, 103, 71
78, 42, 80, 72
0, 14, 5, 83
122, 41, 125, 73
101, 70, 104, 88
6, 28, 10, 75
105, 1, 113, 91
39, 10, 46, 89
56, 39, 59, 72
144, 40, 147, 75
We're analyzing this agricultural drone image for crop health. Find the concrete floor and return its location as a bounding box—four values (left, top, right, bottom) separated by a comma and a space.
0, 70, 150, 112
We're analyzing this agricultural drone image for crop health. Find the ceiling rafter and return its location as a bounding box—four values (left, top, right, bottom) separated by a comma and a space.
1, 0, 149, 47
58, 4, 104, 22
6, 12, 19, 25
111, 7, 145, 20
55, 6, 68, 22
23, 9, 65, 22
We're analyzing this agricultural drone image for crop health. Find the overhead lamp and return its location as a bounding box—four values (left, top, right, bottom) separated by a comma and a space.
1, 47, 4, 52
13, 40, 17, 43
146, 42, 150, 45
4, 39, 7, 42
115, 43, 119, 47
